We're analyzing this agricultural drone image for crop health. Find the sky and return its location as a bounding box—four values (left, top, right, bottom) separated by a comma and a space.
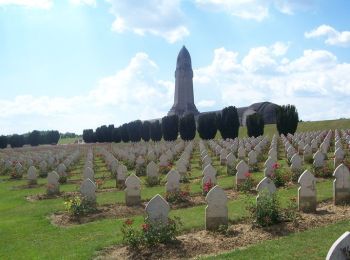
1, 0, 350, 135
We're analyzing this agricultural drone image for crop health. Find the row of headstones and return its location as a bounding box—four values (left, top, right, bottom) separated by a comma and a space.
259, 163, 350, 213
112, 141, 186, 168
83, 148, 94, 181
25, 149, 80, 185
130, 185, 228, 230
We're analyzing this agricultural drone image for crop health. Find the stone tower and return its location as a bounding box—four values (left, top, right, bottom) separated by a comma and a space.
168, 46, 199, 117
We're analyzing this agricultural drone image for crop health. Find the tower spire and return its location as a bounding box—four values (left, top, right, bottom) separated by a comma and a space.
168, 46, 199, 117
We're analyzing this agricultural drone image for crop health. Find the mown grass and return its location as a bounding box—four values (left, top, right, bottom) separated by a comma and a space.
1, 120, 350, 259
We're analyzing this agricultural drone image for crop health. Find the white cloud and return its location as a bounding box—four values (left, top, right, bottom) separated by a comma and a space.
194, 43, 350, 121
0, 52, 174, 135
198, 99, 216, 108
305, 25, 350, 47
107, 0, 189, 43
195, 0, 313, 21
69, 0, 96, 7
2, 43, 350, 135
0, 0, 53, 9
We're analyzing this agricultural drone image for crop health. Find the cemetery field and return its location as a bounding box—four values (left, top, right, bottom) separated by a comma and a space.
1, 128, 350, 259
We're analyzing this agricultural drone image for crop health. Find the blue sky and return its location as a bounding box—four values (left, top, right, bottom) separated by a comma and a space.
1, 0, 350, 135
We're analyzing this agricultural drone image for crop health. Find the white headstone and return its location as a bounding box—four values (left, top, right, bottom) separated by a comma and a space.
205, 185, 228, 230
165, 170, 181, 193
326, 231, 350, 260
145, 194, 170, 225
333, 164, 350, 205
298, 170, 317, 212
80, 178, 96, 203
125, 174, 141, 206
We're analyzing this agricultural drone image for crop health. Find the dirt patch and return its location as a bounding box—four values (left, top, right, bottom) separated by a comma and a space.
50, 203, 147, 226
96, 201, 350, 260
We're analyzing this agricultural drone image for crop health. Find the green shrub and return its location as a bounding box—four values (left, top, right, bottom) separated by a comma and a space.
249, 190, 281, 227
145, 176, 161, 187
121, 217, 182, 249
237, 172, 255, 193
135, 164, 146, 176
58, 175, 67, 184
64, 196, 97, 218
165, 186, 190, 204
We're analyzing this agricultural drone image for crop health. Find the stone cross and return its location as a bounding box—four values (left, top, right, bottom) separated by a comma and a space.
333, 164, 350, 205
326, 231, 350, 260
165, 169, 181, 193
80, 178, 97, 203
298, 170, 317, 212
205, 185, 228, 231
27, 166, 38, 185
47, 171, 59, 195
145, 194, 170, 225
236, 160, 249, 187
125, 174, 141, 206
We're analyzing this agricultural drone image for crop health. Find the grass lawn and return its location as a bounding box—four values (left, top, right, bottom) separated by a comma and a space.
1, 119, 350, 259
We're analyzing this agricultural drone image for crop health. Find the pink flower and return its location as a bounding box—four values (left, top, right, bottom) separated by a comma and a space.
272, 163, 279, 170
244, 172, 252, 178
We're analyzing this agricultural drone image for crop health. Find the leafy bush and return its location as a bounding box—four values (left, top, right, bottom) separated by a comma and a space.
135, 164, 146, 176
165, 186, 190, 204
249, 190, 281, 227
10, 170, 23, 179
276, 104, 299, 135
145, 176, 160, 187
64, 196, 97, 218
270, 163, 291, 187
246, 113, 264, 137
202, 178, 213, 195
121, 217, 182, 249
237, 172, 254, 192
58, 175, 67, 184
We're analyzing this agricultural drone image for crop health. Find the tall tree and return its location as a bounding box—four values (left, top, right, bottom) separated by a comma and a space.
128, 120, 142, 142
120, 123, 130, 143
179, 113, 196, 141
28, 130, 41, 146
112, 127, 121, 143
0, 135, 8, 149
161, 115, 179, 141
246, 113, 265, 137
197, 113, 217, 140
141, 121, 151, 142
218, 106, 240, 139
276, 105, 299, 135
83, 129, 94, 143
150, 120, 162, 141
8, 134, 25, 148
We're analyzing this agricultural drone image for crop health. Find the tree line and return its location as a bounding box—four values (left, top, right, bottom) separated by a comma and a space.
84, 105, 299, 143
0, 130, 60, 149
